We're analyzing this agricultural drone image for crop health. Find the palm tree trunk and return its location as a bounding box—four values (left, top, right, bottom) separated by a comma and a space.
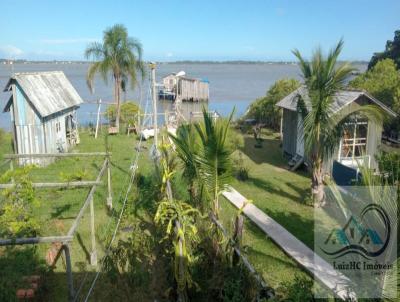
115, 75, 121, 132
312, 162, 325, 206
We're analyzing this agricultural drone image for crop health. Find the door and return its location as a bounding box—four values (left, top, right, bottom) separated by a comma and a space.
296, 112, 304, 156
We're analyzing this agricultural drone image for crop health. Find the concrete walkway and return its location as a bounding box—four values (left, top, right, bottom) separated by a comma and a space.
222, 187, 357, 301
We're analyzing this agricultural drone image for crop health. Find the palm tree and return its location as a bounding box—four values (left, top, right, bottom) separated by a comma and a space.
169, 124, 200, 204
194, 108, 233, 218
293, 39, 383, 205
85, 24, 145, 131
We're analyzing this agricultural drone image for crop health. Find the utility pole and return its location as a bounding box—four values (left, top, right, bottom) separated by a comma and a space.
94, 99, 102, 139
150, 62, 158, 148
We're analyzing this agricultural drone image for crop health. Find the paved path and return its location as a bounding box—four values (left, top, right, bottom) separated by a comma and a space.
222, 187, 357, 301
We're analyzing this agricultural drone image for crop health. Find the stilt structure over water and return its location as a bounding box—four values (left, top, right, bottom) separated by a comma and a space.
159, 71, 209, 102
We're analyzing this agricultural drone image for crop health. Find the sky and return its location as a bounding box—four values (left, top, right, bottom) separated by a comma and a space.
0, 0, 399, 62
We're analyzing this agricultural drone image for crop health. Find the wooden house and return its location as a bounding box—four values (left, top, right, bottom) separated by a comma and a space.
160, 72, 209, 102
3, 71, 83, 164
276, 86, 396, 181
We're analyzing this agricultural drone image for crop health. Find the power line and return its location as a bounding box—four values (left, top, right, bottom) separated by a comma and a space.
80, 76, 152, 302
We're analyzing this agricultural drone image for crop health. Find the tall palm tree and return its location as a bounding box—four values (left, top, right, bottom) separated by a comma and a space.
85, 24, 145, 131
293, 39, 383, 205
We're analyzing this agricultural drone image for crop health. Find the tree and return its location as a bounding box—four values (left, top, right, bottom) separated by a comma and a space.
293, 39, 383, 205
245, 78, 301, 130
170, 108, 234, 217
106, 101, 140, 126
85, 24, 145, 132
169, 124, 200, 204
368, 30, 400, 70
349, 59, 400, 133
194, 108, 233, 218
350, 59, 400, 108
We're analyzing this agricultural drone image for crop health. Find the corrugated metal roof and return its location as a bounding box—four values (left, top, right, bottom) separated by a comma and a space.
3, 71, 83, 117
276, 85, 396, 116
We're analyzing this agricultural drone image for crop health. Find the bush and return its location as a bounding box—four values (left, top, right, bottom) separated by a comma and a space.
349, 59, 400, 134
0, 246, 46, 302
376, 151, 400, 184
0, 166, 40, 237
245, 78, 300, 130
106, 101, 139, 126
279, 274, 314, 302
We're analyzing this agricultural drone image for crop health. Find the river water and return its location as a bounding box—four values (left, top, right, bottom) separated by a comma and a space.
0, 62, 367, 130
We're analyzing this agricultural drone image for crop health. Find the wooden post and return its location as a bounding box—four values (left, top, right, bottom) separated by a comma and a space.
9, 159, 14, 184
232, 214, 244, 266
89, 196, 97, 266
137, 113, 141, 133
63, 244, 74, 302
95, 99, 102, 139
150, 63, 158, 148
107, 158, 113, 209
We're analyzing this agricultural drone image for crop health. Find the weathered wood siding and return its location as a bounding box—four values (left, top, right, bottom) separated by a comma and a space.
9, 82, 76, 165
11, 83, 46, 164
282, 109, 297, 156
177, 78, 209, 101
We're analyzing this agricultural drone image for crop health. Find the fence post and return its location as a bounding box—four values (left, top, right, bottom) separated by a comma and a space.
107, 158, 113, 209
232, 214, 244, 266
9, 159, 14, 184
90, 196, 97, 266
63, 244, 74, 302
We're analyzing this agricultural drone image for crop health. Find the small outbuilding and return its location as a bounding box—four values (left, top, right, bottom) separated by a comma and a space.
3, 71, 83, 164
276, 86, 396, 181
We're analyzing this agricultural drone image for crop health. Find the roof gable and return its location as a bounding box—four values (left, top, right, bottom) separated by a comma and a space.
276, 86, 396, 117
3, 71, 83, 117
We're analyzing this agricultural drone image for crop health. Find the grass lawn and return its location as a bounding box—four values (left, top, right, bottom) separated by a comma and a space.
0, 128, 319, 300
229, 129, 314, 248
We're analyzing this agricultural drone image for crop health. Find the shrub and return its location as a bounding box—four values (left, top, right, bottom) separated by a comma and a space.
106, 101, 139, 126
280, 274, 314, 302
245, 78, 300, 130
0, 246, 46, 302
0, 166, 40, 237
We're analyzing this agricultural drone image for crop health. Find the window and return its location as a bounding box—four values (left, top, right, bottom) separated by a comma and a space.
55, 121, 61, 133
340, 116, 368, 159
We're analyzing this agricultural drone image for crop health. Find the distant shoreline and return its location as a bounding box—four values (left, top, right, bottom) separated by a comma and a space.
0, 59, 369, 65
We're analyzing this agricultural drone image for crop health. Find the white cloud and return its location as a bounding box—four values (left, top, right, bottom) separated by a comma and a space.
40, 38, 98, 44
165, 52, 173, 58
0, 45, 23, 58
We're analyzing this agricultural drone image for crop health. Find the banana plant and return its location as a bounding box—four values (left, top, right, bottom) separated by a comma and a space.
154, 140, 202, 302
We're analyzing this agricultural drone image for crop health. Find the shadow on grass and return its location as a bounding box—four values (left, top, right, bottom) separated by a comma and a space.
240, 135, 285, 166
249, 207, 314, 248
110, 161, 131, 177
247, 176, 302, 204
244, 245, 301, 270
76, 232, 91, 263
50, 204, 72, 219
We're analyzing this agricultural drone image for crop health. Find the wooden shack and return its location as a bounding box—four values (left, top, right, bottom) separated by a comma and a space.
3, 71, 83, 164
160, 72, 209, 102
276, 86, 396, 180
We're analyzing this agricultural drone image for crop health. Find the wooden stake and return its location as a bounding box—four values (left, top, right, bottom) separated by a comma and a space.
107, 158, 113, 209
233, 214, 244, 266
63, 244, 74, 302
89, 196, 97, 266
9, 159, 14, 184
